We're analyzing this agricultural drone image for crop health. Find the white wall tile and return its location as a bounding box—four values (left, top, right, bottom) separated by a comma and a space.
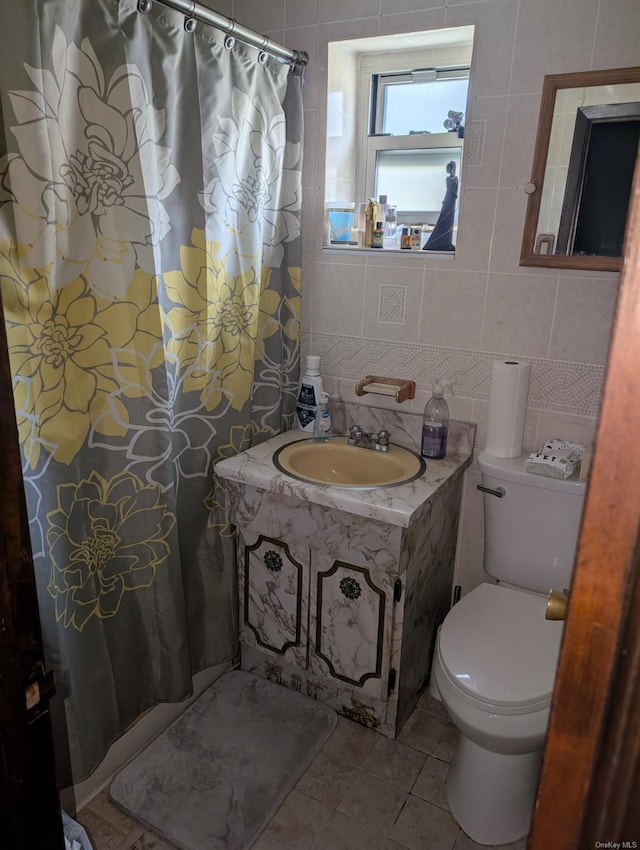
312, 263, 366, 335
445, 0, 518, 98
510, 0, 599, 95
535, 411, 598, 448
462, 96, 507, 188
481, 272, 558, 357
420, 269, 487, 349
235, 0, 285, 34
362, 265, 425, 342
452, 187, 498, 271
285, 0, 319, 29
549, 276, 618, 365
320, 0, 383, 26
499, 94, 542, 188
592, 0, 640, 69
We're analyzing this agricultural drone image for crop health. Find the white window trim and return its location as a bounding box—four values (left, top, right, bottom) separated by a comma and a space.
354, 46, 471, 212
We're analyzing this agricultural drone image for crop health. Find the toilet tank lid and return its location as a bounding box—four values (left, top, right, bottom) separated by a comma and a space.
478, 451, 586, 494
439, 584, 564, 708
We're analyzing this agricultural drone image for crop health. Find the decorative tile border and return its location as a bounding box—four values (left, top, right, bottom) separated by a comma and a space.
303, 332, 604, 418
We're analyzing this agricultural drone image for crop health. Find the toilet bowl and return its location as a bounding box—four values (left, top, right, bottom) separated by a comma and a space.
433, 583, 564, 845
432, 450, 585, 845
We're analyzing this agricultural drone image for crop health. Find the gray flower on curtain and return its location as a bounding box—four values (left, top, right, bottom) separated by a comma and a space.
198, 87, 301, 276
0, 26, 180, 298
89, 345, 228, 492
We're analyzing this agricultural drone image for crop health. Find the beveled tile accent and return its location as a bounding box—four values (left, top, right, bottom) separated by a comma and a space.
398, 710, 459, 762
412, 756, 450, 811
296, 750, 358, 807
336, 772, 407, 834
323, 716, 379, 766
390, 794, 459, 850
256, 789, 333, 850
362, 735, 427, 792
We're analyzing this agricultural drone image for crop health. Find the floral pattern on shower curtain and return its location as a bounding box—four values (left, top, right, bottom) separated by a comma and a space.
0, 0, 302, 780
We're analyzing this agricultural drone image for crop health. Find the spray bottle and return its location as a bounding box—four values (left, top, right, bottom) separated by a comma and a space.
421, 379, 453, 459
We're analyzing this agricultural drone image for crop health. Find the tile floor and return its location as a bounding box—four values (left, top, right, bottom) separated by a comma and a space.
75, 690, 527, 850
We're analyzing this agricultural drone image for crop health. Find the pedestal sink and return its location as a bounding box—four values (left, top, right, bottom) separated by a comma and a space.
273, 436, 426, 489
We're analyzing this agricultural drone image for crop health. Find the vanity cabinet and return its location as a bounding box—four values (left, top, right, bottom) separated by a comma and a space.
218, 430, 472, 737
239, 529, 396, 707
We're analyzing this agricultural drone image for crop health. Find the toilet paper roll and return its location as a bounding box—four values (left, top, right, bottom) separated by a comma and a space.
485, 360, 531, 458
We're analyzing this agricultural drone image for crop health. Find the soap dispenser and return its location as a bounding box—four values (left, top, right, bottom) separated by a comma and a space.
296, 355, 324, 431
421, 379, 451, 459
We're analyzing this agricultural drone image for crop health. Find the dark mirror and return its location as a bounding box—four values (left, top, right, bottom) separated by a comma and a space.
520, 67, 640, 272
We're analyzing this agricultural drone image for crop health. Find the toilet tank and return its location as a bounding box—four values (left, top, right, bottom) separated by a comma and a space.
478, 450, 586, 593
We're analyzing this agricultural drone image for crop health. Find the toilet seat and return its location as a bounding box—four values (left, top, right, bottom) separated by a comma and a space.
438, 583, 563, 714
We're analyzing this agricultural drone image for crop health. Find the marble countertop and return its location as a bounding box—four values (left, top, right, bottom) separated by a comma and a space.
215, 429, 473, 528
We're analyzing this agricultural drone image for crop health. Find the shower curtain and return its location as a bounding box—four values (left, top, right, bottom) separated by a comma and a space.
0, 0, 302, 780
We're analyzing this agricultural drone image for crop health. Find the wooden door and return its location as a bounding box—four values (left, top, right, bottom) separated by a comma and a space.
0, 295, 65, 848
528, 157, 640, 845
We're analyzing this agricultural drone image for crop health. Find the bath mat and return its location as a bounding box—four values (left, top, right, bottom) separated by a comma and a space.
109, 670, 336, 850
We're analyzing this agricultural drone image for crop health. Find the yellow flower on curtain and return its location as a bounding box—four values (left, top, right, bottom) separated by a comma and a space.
163, 228, 283, 412
283, 265, 301, 343
46, 470, 176, 631
0, 241, 163, 468
205, 422, 274, 535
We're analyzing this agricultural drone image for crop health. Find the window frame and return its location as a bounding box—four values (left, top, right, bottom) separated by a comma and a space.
354, 50, 470, 222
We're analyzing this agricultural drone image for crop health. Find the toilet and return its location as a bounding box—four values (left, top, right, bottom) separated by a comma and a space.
430, 450, 585, 845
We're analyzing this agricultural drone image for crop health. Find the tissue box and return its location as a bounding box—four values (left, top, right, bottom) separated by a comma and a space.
525, 438, 585, 480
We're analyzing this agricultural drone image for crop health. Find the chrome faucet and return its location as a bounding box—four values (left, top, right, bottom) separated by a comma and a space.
347, 425, 391, 452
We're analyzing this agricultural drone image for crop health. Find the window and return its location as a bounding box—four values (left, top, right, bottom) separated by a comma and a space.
368, 68, 468, 223
324, 27, 475, 251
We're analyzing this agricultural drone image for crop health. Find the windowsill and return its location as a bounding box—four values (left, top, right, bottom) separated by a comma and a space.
321, 244, 456, 259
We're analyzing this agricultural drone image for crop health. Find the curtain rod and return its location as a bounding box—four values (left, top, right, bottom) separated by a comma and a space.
136, 0, 308, 66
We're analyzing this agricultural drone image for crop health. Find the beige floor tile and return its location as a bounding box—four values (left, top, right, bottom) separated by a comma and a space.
417, 689, 451, 722
412, 756, 450, 810
75, 808, 128, 850
87, 790, 143, 836
322, 717, 379, 766
452, 829, 528, 849
362, 735, 427, 792
398, 710, 459, 762
120, 832, 177, 850
257, 789, 333, 850
336, 771, 407, 835
390, 795, 459, 850
312, 810, 411, 850
296, 750, 358, 807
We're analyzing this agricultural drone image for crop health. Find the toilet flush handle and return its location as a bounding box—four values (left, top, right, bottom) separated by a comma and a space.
476, 484, 506, 498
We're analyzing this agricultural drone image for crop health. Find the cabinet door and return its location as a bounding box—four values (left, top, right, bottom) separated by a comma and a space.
309, 555, 395, 703
239, 532, 308, 669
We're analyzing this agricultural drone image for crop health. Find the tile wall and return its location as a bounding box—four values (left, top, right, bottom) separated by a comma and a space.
218, 0, 639, 593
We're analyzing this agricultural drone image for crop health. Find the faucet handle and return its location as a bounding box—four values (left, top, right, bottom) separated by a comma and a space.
347, 425, 362, 445
375, 429, 391, 451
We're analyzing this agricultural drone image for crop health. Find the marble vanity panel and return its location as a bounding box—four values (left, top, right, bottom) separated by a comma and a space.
215, 428, 472, 528
309, 552, 397, 703
395, 472, 465, 733
241, 644, 396, 737
224, 480, 403, 572
239, 532, 308, 669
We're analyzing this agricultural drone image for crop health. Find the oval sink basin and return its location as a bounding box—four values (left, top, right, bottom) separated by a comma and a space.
273, 437, 426, 489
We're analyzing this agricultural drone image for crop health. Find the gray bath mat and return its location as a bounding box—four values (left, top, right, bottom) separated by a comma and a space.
109, 670, 336, 850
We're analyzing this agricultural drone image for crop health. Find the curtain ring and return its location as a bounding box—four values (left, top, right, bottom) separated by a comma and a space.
137, 0, 152, 13
224, 35, 235, 50
184, 16, 197, 32
258, 51, 269, 65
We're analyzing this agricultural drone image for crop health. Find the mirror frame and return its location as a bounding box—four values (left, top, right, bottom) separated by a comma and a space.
520, 66, 640, 273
